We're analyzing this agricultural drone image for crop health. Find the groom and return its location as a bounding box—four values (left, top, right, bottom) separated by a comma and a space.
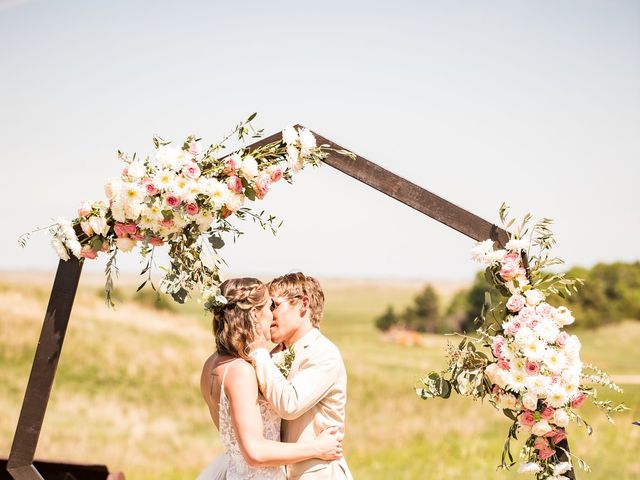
250, 272, 352, 480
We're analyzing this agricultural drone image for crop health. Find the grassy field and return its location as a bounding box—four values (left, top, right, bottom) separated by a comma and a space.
1, 273, 639, 479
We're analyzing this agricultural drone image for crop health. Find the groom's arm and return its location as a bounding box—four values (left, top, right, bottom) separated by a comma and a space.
250, 346, 340, 420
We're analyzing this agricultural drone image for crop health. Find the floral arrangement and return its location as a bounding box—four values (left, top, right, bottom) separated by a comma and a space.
416, 204, 626, 479
22, 115, 352, 311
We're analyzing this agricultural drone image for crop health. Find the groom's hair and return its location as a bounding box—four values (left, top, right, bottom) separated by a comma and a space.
269, 272, 324, 327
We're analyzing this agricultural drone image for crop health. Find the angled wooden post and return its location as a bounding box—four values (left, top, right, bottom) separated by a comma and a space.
7, 258, 83, 480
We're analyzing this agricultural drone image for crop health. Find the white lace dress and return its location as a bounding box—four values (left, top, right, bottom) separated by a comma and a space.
217, 360, 286, 480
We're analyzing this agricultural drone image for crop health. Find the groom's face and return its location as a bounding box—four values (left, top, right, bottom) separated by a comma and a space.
269, 294, 303, 345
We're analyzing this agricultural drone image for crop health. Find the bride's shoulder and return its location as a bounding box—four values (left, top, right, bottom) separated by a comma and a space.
224, 360, 258, 398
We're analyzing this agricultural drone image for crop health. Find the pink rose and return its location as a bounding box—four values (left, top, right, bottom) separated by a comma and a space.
78, 201, 92, 217
268, 165, 283, 182
556, 332, 569, 348
114, 223, 127, 238
80, 245, 97, 259
571, 392, 587, 409
520, 411, 536, 427
145, 181, 159, 195
506, 294, 525, 312
491, 336, 506, 358
525, 361, 540, 376
121, 166, 129, 176
541, 406, 555, 420
123, 223, 137, 235
497, 359, 510, 370
255, 174, 271, 200
504, 251, 520, 263
551, 429, 567, 444
165, 194, 181, 208
160, 219, 175, 228
188, 140, 200, 156
527, 317, 540, 329
505, 319, 523, 336
226, 175, 243, 194
518, 307, 535, 321
538, 447, 555, 460
533, 436, 548, 449
149, 237, 164, 247
224, 157, 239, 175
536, 302, 554, 318
185, 202, 199, 215
182, 162, 201, 179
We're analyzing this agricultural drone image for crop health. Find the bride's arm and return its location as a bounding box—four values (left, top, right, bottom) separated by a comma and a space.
226, 360, 342, 468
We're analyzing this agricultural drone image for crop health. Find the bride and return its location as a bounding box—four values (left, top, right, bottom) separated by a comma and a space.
198, 278, 343, 480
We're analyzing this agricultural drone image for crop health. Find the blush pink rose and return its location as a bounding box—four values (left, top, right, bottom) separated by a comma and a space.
226, 175, 243, 194
268, 165, 283, 182
77, 201, 92, 217
525, 361, 540, 375
182, 162, 201, 179
506, 319, 523, 336
114, 223, 127, 238
491, 336, 506, 358
255, 174, 271, 200
520, 411, 536, 427
160, 219, 175, 228
527, 317, 540, 329
185, 203, 199, 215
80, 221, 93, 236
506, 294, 526, 312
541, 406, 555, 420
518, 307, 535, 321
571, 392, 587, 409
536, 303, 554, 318
551, 429, 567, 444
149, 237, 164, 246
224, 157, 239, 175
556, 331, 569, 348
131, 233, 144, 241
188, 141, 200, 156
165, 194, 181, 208
534, 436, 548, 449
80, 245, 97, 259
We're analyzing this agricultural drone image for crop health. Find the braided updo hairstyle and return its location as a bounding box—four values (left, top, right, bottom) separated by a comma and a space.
213, 278, 270, 362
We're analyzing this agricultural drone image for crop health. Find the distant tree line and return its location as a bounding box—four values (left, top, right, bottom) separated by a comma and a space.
375, 261, 640, 334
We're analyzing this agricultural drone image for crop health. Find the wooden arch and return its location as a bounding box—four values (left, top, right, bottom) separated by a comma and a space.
8, 128, 565, 479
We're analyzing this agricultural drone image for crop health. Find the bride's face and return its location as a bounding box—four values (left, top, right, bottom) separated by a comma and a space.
253, 301, 274, 341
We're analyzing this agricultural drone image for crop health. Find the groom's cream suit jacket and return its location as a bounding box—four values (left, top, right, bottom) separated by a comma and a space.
252, 328, 353, 480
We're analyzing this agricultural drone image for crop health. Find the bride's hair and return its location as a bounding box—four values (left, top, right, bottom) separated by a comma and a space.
213, 277, 270, 362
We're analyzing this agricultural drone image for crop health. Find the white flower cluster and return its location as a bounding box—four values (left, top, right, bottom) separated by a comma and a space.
49, 127, 322, 262
471, 237, 585, 478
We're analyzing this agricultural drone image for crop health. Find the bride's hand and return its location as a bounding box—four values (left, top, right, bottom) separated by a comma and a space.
312, 426, 343, 461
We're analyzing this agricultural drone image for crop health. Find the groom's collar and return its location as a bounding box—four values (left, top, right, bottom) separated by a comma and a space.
292, 327, 321, 352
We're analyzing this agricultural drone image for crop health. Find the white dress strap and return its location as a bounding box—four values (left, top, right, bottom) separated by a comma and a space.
220, 358, 240, 396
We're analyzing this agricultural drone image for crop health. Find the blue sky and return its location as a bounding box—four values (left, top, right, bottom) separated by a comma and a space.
1, 0, 638, 281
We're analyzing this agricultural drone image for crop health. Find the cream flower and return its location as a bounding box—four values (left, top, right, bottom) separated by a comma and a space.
127, 160, 146, 179
153, 169, 178, 191
518, 462, 542, 474
543, 349, 567, 374
524, 289, 545, 306
546, 386, 569, 408
50, 237, 70, 261
282, 125, 298, 145
531, 419, 553, 436
553, 306, 575, 327
286, 145, 302, 172
115, 237, 137, 252
522, 392, 538, 411
552, 409, 570, 427
505, 237, 529, 251
298, 127, 316, 156
470, 239, 496, 265
104, 177, 123, 200
240, 155, 259, 180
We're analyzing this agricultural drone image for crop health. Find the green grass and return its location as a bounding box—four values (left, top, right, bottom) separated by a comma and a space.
1, 277, 639, 479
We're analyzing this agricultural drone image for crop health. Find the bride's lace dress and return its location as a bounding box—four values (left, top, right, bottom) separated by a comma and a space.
218, 360, 285, 480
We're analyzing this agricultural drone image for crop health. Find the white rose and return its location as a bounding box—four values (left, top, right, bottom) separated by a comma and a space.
553, 462, 572, 475
50, 237, 70, 261
484, 363, 499, 385
240, 155, 259, 180
127, 160, 146, 179
524, 289, 545, 306
552, 409, 570, 428
531, 419, 552, 436
225, 193, 245, 213
104, 177, 122, 200
298, 127, 316, 156
115, 237, 137, 252
553, 306, 575, 327
522, 392, 538, 411
282, 125, 298, 145
498, 393, 517, 410
89, 216, 110, 236
518, 462, 542, 474
494, 369, 509, 389
286, 145, 302, 172
505, 237, 529, 251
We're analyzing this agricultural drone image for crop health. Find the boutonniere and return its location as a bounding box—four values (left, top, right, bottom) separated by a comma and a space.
276, 344, 296, 377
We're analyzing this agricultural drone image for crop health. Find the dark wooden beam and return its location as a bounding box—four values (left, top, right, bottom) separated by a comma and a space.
246, 126, 509, 246
7, 258, 83, 480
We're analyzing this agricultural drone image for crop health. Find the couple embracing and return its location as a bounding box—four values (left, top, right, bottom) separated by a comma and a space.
199, 273, 352, 480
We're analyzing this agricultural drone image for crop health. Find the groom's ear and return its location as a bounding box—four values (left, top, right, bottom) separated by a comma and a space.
299, 296, 309, 317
